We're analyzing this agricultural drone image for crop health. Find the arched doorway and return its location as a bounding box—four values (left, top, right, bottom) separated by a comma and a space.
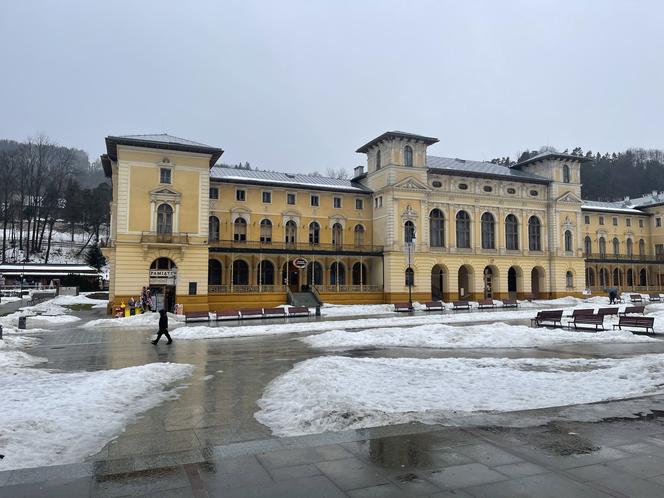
531, 267, 544, 299
458, 265, 473, 300
208, 259, 222, 286
232, 260, 249, 285
330, 262, 346, 286
282, 261, 300, 293
149, 257, 177, 312
431, 264, 447, 301
257, 260, 275, 285
306, 261, 323, 287
352, 262, 367, 286
483, 266, 496, 299
507, 266, 521, 299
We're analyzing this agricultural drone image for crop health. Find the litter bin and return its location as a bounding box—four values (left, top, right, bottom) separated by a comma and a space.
0, 325, 3, 339
18, 316, 27, 329
130, 307, 136, 316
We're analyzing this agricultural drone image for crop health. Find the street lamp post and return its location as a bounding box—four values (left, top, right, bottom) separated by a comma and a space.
406, 238, 416, 308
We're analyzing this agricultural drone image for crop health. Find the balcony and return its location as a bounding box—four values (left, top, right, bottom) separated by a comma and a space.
208, 239, 383, 255
585, 253, 664, 263
140, 232, 189, 245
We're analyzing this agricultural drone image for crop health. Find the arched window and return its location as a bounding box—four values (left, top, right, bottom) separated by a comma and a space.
309, 221, 320, 245
257, 260, 275, 285
613, 237, 620, 255
566, 271, 573, 288
352, 262, 367, 285
627, 269, 634, 286
481, 212, 495, 249
506, 214, 519, 250
564, 230, 573, 252
613, 268, 621, 286
208, 259, 222, 285
626, 239, 633, 257
404, 220, 415, 243
584, 236, 592, 256
151, 257, 175, 270
563, 164, 570, 183
354, 225, 365, 247
528, 216, 541, 251
586, 267, 595, 287
456, 211, 470, 248
332, 223, 343, 247
285, 220, 297, 244
232, 260, 249, 285
307, 261, 323, 285
209, 216, 220, 242
429, 209, 444, 247
599, 237, 606, 257
639, 239, 645, 257
260, 219, 272, 243
640, 268, 647, 286
404, 145, 413, 167
405, 267, 414, 286
599, 268, 609, 287
233, 217, 247, 241
156, 203, 173, 234
376, 149, 381, 170
330, 262, 346, 285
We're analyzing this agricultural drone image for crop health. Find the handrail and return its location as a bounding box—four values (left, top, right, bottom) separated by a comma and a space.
140, 232, 189, 244
310, 285, 323, 305
585, 253, 662, 262
286, 287, 294, 305
208, 239, 383, 253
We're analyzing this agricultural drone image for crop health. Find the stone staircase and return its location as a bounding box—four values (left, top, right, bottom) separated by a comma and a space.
289, 290, 321, 307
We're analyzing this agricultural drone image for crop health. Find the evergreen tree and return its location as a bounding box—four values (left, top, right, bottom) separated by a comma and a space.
85, 243, 106, 270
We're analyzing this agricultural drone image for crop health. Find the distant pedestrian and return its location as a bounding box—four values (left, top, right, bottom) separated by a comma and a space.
608, 287, 618, 305
151, 309, 172, 345
140, 286, 148, 310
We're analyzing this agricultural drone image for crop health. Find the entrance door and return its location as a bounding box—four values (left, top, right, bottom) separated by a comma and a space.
483, 267, 493, 299
283, 262, 300, 293
531, 268, 540, 299
507, 267, 517, 299
150, 285, 176, 312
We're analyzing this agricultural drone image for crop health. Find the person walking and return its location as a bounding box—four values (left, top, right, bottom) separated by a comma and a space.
608, 287, 618, 305
151, 309, 172, 344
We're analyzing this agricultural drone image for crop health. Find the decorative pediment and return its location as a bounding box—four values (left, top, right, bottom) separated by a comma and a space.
556, 191, 582, 204
562, 216, 575, 230
394, 176, 430, 191
400, 204, 418, 220
149, 187, 181, 203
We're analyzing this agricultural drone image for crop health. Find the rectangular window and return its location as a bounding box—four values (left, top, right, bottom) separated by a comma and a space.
160, 168, 171, 184
287, 193, 296, 205
262, 191, 272, 203
658, 218, 662, 227
639, 219, 644, 228
374, 198, 378, 208
209, 187, 219, 199
612, 217, 618, 226
311, 195, 319, 207
626, 218, 631, 227
584, 215, 590, 225
333, 197, 342, 209
599, 216, 604, 225
379, 196, 383, 208
657, 244, 664, 256
236, 189, 246, 202
355, 198, 363, 210
188, 282, 197, 295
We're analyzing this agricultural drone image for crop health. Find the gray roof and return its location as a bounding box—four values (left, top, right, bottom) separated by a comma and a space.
356, 131, 439, 153
623, 191, 664, 208
580, 199, 644, 214
115, 134, 214, 148
513, 151, 593, 168
209, 167, 371, 193
427, 156, 550, 184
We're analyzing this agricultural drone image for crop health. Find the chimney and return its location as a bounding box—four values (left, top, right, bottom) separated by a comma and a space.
354, 165, 364, 177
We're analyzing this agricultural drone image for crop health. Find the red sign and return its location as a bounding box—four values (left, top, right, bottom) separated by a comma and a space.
292, 257, 308, 269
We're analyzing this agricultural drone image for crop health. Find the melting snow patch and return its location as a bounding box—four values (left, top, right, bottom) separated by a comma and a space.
255, 355, 664, 436
84, 312, 184, 329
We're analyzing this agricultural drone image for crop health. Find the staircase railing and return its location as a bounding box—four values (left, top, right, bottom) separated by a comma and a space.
286, 287, 295, 305
311, 285, 323, 306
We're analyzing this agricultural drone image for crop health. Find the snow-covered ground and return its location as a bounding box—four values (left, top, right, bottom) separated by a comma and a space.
50, 293, 108, 308
301, 322, 657, 350
0, 333, 194, 470
84, 312, 184, 329
255, 354, 664, 436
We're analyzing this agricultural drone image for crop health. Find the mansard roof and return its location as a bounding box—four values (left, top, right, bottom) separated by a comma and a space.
209, 167, 371, 193
512, 151, 593, 168
427, 156, 550, 184
356, 131, 439, 153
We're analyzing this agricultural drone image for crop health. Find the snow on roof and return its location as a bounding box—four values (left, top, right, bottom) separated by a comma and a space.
209, 167, 371, 192
0, 264, 99, 274
580, 200, 645, 214
427, 156, 550, 183
115, 134, 214, 148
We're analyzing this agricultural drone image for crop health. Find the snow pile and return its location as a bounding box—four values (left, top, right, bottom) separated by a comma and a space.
51, 294, 108, 308
319, 303, 396, 317
0, 300, 80, 328
301, 322, 657, 350
0, 349, 194, 470
256, 355, 664, 436
84, 312, 184, 329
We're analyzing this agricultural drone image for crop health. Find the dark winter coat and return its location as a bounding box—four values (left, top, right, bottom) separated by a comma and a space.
158, 310, 168, 331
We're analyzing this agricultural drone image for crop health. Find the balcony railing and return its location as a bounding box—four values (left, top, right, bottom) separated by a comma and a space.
585, 253, 663, 262
208, 239, 383, 254
208, 284, 286, 294
317, 285, 383, 293
141, 232, 189, 245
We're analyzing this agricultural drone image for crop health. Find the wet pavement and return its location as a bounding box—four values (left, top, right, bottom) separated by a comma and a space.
4, 307, 664, 496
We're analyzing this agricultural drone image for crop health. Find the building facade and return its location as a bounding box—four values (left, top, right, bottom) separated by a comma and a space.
101, 132, 664, 312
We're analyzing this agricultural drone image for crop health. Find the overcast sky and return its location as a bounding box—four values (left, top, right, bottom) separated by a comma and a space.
1, 0, 663, 172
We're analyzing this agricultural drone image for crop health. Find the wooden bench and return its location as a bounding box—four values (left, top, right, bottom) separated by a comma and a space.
393, 302, 413, 312
565, 308, 596, 318
613, 316, 655, 334
452, 300, 471, 311
619, 305, 646, 316
630, 294, 644, 303
530, 310, 563, 327
477, 298, 496, 310
215, 309, 240, 320
649, 294, 661, 302
502, 299, 518, 308
597, 307, 619, 317
571, 314, 605, 331
263, 308, 286, 318
184, 311, 210, 323
287, 306, 311, 317
239, 308, 264, 319
424, 301, 444, 311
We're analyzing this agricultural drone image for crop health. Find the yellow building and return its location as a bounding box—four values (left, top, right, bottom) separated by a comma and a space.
100, 132, 664, 312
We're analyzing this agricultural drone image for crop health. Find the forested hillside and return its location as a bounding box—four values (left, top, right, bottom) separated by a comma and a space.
492, 147, 664, 201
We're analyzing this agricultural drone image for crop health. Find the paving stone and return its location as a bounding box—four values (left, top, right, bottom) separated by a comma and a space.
389, 471, 440, 495
317, 457, 390, 490
463, 472, 614, 498
209, 474, 346, 498
93, 457, 135, 476
595, 473, 664, 498
492, 462, 547, 478
428, 491, 473, 498
197, 454, 273, 490
518, 445, 630, 470
606, 454, 664, 478
133, 448, 204, 471
567, 462, 619, 482
0, 477, 91, 498
257, 444, 351, 469
268, 463, 321, 481
456, 443, 523, 467
426, 463, 508, 490
107, 429, 201, 459
6, 463, 93, 485
348, 482, 409, 497
91, 466, 190, 497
